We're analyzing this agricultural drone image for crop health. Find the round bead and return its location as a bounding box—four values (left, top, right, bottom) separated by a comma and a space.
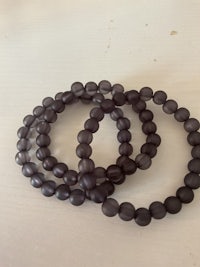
98, 80, 112, 94
142, 121, 157, 134
15, 151, 30, 165
41, 181, 56, 197
164, 196, 182, 214
191, 145, 200, 158
22, 162, 37, 177
102, 198, 119, 217
184, 172, 200, 189
93, 167, 106, 178
139, 110, 154, 122
62, 91, 74, 104
163, 100, 178, 114
126, 90, 139, 104
92, 93, 105, 104
71, 82, 84, 96
187, 132, 200, 146
30, 173, 44, 188
84, 118, 99, 133
17, 138, 31, 151
51, 100, 65, 113
17, 126, 30, 139
79, 173, 96, 190
153, 90, 167, 105
135, 208, 151, 226
116, 118, 130, 130
117, 156, 137, 175
36, 121, 51, 134
36, 147, 50, 161
140, 87, 153, 101
55, 92, 63, 100
106, 165, 122, 182
42, 97, 54, 107
85, 81, 98, 96
110, 108, 124, 121
89, 187, 107, 203
99, 181, 115, 196
53, 163, 68, 178
78, 159, 95, 173
141, 143, 157, 158
117, 130, 132, 143
77, 130, 93, 144
112, 92, 126, 106
149, 201, 166, 219
33, 106, 45, 117
100, 99, 115, 113
188, 159, 200, 174
146, 133, 161, 147
174, 107, 190, 122
42, 156, 57, 171
36, 134, 51, 147
118, 202, 135, 221
119, 143, 133, 156
63, 170, 78, 186
184, 118, 200, 132
112, 84, 124, 95
80, 92, 92, 104
23, 114, 36, 127
176, 186, 194, 203
69, 189, 85, 206
76, 143, 92, 158
43, 109, 57, 123
55, 184, 71, 200
132, 100, 146, 113
90, 107, 104, 121
135, 153, 152, 170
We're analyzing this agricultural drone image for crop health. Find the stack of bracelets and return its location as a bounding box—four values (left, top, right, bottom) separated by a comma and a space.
15, 80, 200, 226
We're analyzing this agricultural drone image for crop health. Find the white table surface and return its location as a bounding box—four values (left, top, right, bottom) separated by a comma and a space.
1, 1, 200, 267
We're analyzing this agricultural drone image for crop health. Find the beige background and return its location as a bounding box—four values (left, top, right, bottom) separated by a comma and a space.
0, 1, 200, 267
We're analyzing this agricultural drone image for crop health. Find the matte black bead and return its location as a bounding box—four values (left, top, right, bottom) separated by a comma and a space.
117, 156, 137, 175
110, 108, 124, 121
184, 172, 200, 189
112, 84, 124, 95
100, 99, 115, 113
77, 130, 93, 144
174, 107, 190, 122
187, 132, 200, 146
17, 138, 31, 151
63, 170, 78, 186
42, 97, 54, 107
112, 92, 126, 106
62, 91, 74, 104
99, 181, 115, 196
135, 208, 151, 226
102, 198, 119, 217
112, 174, 126, 185
80, 92, 92, 104
163, 100, 178, 114
17, 126, 30, 139
55, 184, 71, 200
89, 186, 107, 203
30, 173, 45, 188
184, 118, 200, 133
76, 143, 92, 158
149, 201, 166, 219
43, 109, 57, 123
132, 100, 146, 113
118, 202, 135, 221
164, 196, 182, 214
93, 167, 106, 178
117, 130, 132, 143
36, 134, 51, 147
188, 159, 200, 174
78, 159, 95, 173
119, 143, 133, 156
117, 118, 130, 130
106, 165, 122, 182
139, 109, 154, 122
79, 173, 96, 190
41, 181, 56, 197
98, 80, 112, 94
36, 147, 51, 161
92, 93, 105, 104
53, 163, 68, 178
191, 145, 200, 159
126, 90, 139, 104
22, 162, 37, 177
146, 133, 161, 147
85, 81, 98, 96
140, 87, 153, 101
36, 121, 51, 134
55, 92, 63, 100
142, 121, 157, 134
153, 90, 167, 105
69, 189, 85, 206
33, 106, 45, 117
42, 156, 58, 171
51, 100, 65, 113
23, 114, 36, 127
141, 142, 157, 158
71, 82, 85, 96
84, 118, 99, 133
15, 151, 31, 165
90, 107, 104, 121
176, 186, 194, 203
135, 153, 152, 170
